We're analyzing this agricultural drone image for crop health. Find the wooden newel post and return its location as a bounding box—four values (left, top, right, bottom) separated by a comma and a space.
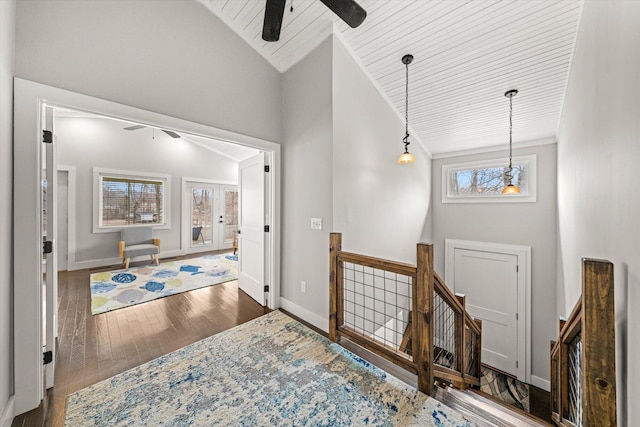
329, 233, 342, 342
414, 243, 434, 395
582, 259, 616, 426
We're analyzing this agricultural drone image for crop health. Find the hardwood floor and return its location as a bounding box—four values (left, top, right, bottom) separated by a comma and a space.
12, 251, 266, 427
13, 251, 550, 426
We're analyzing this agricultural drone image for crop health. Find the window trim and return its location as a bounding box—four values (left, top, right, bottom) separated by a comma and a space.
93, 167, 171, 233
441, 155, 537, 203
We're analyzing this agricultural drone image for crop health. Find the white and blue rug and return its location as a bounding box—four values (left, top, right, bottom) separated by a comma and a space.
90, 253, 238, 315
65, 311, 481, 426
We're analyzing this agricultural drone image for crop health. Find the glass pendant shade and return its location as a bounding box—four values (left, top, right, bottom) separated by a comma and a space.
397, 152, 416, 164
502, 184, 521, 194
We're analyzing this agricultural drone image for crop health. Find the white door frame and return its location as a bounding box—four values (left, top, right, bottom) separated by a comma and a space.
444, 238, 531, 384
13, 78, 281, 415
181, 177, 238, 254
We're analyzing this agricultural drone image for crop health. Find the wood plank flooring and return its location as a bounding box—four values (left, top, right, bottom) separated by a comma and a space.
13, 251, 551, 427
12, 251, 266, 427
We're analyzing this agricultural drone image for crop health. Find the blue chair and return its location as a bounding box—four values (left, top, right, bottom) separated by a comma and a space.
118, 226, 160, 269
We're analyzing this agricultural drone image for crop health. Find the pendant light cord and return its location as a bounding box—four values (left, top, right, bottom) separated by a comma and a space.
403, 59, 410, 153
508, 92, 513, 174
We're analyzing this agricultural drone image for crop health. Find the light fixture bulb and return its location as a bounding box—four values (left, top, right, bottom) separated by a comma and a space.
502, 184, 521, 194
398, 152, 416, 164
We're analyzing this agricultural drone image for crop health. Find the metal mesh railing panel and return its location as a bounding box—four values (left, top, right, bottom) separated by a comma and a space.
567, 332, 583, 426
433, 292, 456, 369
341, 262, 413, 355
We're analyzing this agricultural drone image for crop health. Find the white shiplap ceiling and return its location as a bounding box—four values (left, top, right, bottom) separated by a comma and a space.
197, 0, 583, 156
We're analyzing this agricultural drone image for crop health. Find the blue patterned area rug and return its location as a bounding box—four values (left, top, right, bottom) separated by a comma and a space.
65, 311, 480, 426
89, 253, 238, 315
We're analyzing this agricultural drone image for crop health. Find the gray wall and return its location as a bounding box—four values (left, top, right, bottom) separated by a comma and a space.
432, 143, 557, 384
279, 36, 434, 324
280, 37, 334, 320
56, 116, 238, 265
332, 37, 432, 264
15, 0, 282, 143
0, 0, 15, 420
556, 1, 639, 424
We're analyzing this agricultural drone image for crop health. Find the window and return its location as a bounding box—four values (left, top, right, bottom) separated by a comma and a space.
442, 155, 536, 203
94, 168, 171, 232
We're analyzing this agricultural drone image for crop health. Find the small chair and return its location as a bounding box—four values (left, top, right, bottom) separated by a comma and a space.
118, 226, 160, 269
192, 226, 204, 244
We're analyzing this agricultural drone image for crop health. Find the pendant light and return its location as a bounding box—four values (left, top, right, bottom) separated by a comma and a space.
502, 89, 520, 194
398, 54, 416, 164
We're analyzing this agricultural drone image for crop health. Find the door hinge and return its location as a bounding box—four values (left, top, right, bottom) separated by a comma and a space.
43, 351, 53, 365
516, 360, 519, 369
43, 240, 53, 254
516, 313, 519, 320
264, 225, 270, 232
264, 285, 269, 292
264, 165, 270, 172
516, 265, 519, 272
42, 130, 53, 144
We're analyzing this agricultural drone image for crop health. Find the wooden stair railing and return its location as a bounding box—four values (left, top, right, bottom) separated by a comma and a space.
550, 258, 616, 426
433, 273, 482, 389
329, 233, 482, 395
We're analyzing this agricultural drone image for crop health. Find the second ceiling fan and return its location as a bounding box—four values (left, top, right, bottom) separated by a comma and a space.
124, 124, 181, 139
262, 0, 367, 42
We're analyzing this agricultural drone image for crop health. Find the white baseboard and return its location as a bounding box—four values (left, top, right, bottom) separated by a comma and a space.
279, 297, 328, 333
1, 396, 14, 427
67, 249, 185, 271
530, 375, 550, 392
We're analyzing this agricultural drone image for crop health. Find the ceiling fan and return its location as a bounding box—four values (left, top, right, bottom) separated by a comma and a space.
124, 124, 181, 139
262, 0, 367, 42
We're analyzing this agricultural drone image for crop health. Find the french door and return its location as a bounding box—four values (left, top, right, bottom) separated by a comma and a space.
185, 181, 238, 252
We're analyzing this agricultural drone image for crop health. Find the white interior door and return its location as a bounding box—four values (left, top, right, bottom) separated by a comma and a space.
238, 153, 265, 305
453, 248, 520, 378
43, 106, 57, 389
56, 170, 68, 271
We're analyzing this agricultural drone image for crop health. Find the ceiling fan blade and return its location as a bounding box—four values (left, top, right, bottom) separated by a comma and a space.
319, 0, 366, 28
262, 0, 286, 42
124, 124, 146, 131
162, 130, 181, 139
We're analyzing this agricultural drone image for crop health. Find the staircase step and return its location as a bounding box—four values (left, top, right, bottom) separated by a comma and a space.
433, 386, 552, 427
461, 389, 552, 426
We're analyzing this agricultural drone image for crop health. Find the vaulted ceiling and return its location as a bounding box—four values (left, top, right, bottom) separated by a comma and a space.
197, 0, 584, 156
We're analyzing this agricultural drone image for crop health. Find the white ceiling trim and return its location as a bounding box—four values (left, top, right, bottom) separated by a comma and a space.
431, 136, 557, 160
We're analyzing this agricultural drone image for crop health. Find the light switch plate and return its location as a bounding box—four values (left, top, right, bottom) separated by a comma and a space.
310, 217, 323, 230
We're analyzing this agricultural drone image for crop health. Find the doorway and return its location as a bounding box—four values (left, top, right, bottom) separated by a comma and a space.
13, 78, 281, 415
